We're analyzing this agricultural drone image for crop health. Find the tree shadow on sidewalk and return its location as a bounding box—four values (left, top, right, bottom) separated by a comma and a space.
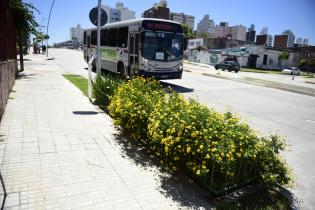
113, 130, 214, 210
16, 72, 36, 81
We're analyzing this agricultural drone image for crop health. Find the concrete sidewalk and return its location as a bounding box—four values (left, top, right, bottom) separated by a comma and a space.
0, 55, 211, 209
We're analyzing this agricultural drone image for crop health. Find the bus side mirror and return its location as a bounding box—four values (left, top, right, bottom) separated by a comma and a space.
183, 37, 188, 51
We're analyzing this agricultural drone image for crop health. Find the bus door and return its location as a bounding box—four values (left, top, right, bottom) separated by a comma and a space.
128, 32, 140, 75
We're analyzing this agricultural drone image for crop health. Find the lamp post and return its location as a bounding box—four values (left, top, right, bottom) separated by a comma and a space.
40, 18, 46, 47
96, 0, 102, 74
46, 0, 55, 57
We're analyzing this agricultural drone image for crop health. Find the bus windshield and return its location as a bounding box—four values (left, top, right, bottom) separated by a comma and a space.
142, 31, 183, 62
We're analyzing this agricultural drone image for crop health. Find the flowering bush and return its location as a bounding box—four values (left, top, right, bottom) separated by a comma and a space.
109, 77, 292, 193
109, 77, 166, 141
147, 92, 291, 192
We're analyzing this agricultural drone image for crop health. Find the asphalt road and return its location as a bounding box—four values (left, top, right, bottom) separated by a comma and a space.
49, 48, 315, 209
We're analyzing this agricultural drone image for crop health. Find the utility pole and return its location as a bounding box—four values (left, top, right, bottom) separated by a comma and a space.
46, 0, 55, 57
97, 0, 102, 74
307, 49, 310, 75
40, 18, 46, 48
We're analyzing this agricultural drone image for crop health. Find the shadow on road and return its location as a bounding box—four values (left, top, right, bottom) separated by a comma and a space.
113, 130, 213, 209
160, 81, 194, 93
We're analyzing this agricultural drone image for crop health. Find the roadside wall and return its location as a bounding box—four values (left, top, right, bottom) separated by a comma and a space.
0, 60, 17, 121
188, 45, 296, 69
188, 50, 248, 67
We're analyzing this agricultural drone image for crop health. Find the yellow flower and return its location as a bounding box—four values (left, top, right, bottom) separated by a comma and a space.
165, 146, 169, 153
205, 154, 211, 159
196, 170, 201, 175
186, 146, 191, 153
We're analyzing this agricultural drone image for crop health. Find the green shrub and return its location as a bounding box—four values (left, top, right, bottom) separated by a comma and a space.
148, 92, 291, 191
92, 73, 123, 107
109, 77, 292, 193
109, 77, 166, 141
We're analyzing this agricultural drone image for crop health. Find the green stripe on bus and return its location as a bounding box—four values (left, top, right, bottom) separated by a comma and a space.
100, 48, 117, 62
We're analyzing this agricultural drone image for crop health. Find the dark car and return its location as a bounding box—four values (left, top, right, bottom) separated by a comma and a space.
214, 61, 240, 73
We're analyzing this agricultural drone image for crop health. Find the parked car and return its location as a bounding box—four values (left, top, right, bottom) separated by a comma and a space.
282, 67, 301, 75
214, 61, 240, 73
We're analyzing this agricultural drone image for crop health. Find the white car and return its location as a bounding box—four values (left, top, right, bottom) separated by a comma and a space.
282, 67, 301, 75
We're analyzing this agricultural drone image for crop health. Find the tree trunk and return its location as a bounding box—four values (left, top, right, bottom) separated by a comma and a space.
18, 32, 24, 72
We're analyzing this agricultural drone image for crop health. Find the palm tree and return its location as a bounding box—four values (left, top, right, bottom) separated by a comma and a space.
10, 0, 39, 72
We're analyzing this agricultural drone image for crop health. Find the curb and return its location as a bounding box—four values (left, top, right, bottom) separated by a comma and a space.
202, 73, 315, 97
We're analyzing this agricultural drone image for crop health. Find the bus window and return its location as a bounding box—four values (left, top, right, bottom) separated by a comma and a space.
83, 31, 86, 45
118, 27, 128, 48
101, 29, 108, 46
87, 36, 91, 48
91, 30, 97, 45
108, 28, 118, 47
135, 33, 139, 53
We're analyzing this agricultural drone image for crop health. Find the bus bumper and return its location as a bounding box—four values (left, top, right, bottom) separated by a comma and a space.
138, 70, 183, 80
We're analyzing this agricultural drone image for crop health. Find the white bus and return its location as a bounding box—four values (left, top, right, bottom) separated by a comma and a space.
83, 18, 185, 79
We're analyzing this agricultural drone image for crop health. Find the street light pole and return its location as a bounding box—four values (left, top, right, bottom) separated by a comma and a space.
97, 0, 102, 74
40, 18, 46, 48
46, 0, 55, 57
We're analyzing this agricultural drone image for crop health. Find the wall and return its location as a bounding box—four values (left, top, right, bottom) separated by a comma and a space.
188, 45, 296, 70
0, 60, 17, 121
189, 50, 240, 66
0, 0, 17, 122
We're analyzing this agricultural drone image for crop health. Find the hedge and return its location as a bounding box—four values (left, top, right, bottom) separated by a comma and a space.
106, 77, 292, 193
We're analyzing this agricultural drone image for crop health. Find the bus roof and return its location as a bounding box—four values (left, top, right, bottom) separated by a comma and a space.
84, 18, 182, 31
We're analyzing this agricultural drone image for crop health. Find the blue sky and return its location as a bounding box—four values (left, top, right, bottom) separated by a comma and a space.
26, 0, 315, 45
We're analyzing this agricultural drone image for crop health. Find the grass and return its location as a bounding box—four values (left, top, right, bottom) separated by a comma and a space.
63, 74, 88, 96
241, 68, 282, 74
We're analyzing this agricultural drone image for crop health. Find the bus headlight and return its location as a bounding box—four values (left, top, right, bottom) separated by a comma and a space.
178, 65, 183, 71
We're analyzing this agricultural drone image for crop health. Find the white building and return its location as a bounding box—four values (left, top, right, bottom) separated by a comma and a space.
70, 24, 84, 43
282, 30, 295, 48
296, 37, 303, 46
115, 2, 136, 21
170, 12, 195, 30
266, 34, 273, 47
102, 2, 135, 23
228, 25, 246, 41
188, 38, 204, 49
215, 22, 229, 37
259, 27, 269, 35
197, 15, 216, 37
258, 27, 273, 46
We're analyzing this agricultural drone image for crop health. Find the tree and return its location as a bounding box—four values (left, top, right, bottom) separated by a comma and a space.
197, 32, 209, 39
10, 0, 39, 72
182, 24, 193, 39
278, 52, 290, 67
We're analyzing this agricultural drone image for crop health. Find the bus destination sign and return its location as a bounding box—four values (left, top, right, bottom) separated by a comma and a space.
143, 21, 182, 33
